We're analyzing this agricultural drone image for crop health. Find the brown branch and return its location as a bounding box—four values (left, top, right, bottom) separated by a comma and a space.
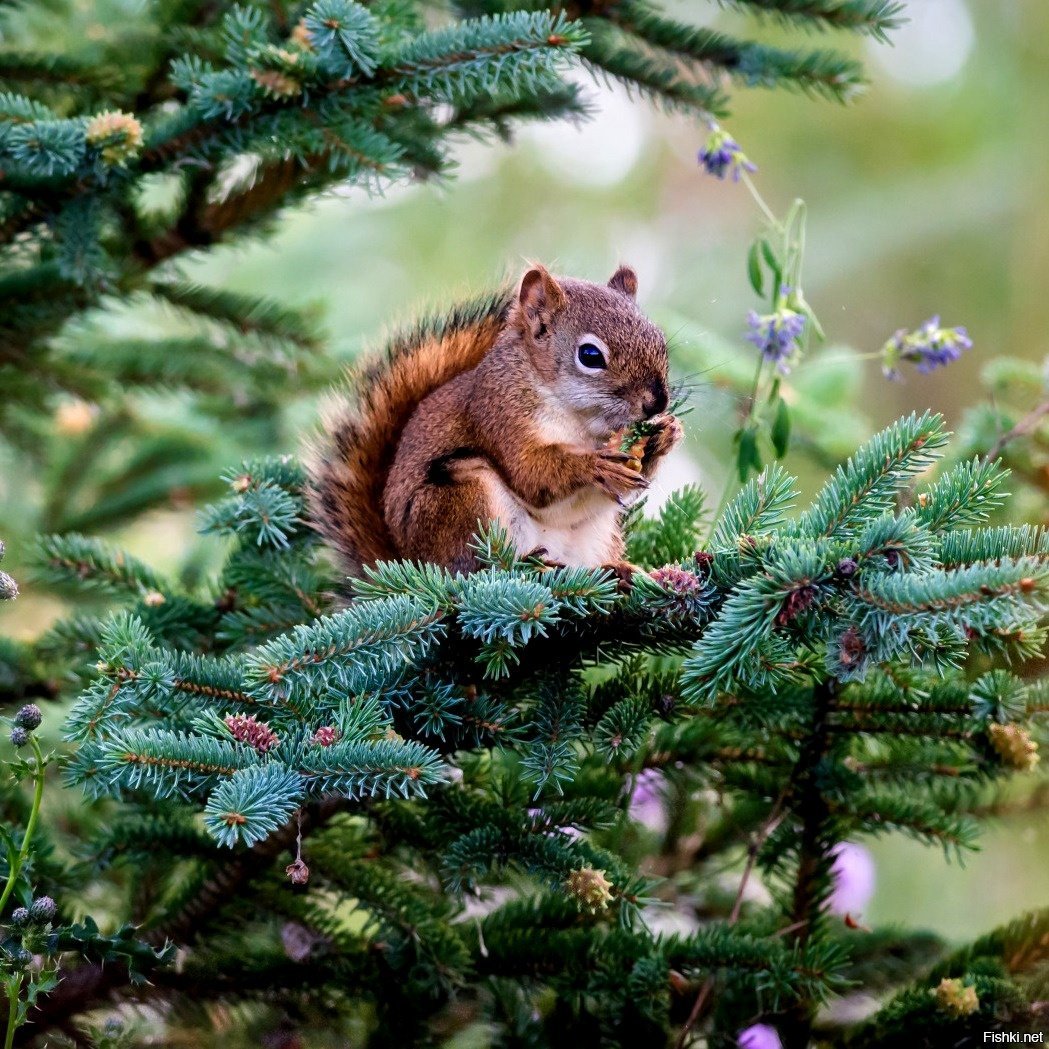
674, 786, 790, 1049
780, 678, 838, 1049
985, 399, 1049, 463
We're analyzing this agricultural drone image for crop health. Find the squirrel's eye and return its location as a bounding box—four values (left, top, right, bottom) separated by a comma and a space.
577, 343, 607, 370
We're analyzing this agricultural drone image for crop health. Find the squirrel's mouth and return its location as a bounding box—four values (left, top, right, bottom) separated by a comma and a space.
568, 390, 637, 438
585, 406, 634, 439
605, 406, 643, 435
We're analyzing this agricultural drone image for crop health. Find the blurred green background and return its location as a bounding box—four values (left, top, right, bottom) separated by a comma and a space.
4, 0, 1049, 942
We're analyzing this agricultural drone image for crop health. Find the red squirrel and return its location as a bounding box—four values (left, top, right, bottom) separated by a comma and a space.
308, 264, 682, 576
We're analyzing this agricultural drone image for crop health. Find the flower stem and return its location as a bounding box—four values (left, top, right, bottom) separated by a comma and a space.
741, 172, 779, 229
0, 736, 46, 918
709, 351, 766, 534
3, 977, 21, 1049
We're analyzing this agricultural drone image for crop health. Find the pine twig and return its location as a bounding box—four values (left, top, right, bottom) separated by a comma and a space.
984, 399, 1049, 463
674, 786, 790, 1048
15, 796, 355, 1043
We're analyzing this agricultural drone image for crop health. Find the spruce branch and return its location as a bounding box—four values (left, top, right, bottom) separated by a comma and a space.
32, 534, 167, 596
716, 0, 906, 41
203, 764, 305, 847
580, 21, 727, 116
610, 0, 866, 102
710, 462, 798, 551
148, 280, 325, 350
626, 483, 706, 568
913, 457, 1009, 532
938, 525, 1049, 569
800, 411, 949, 537
242, 594, 446, 702
392, 11, 586, 104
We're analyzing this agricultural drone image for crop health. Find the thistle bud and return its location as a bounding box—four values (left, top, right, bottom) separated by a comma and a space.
15, 704, 42, 730
0, 571, 17, 601
30, 896, 57, 923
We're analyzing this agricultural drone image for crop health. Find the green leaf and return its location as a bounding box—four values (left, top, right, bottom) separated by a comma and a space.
747, 240, 765, 296
736, 427, 763, 483
760, 238, 782, 281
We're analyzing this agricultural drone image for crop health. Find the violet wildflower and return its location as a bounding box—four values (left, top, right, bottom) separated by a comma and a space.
738, 1024, 782, 1049
698, 123, 756, 182
828, 841, 876, 915
881, 316, 972, 378
746, 308, 806, 374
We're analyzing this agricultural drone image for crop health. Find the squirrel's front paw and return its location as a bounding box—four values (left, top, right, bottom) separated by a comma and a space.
593, 450, 649, 505
640, 413, 683, 468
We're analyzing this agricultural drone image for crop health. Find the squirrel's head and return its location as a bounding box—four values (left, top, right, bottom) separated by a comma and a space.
511, 263, 670, 438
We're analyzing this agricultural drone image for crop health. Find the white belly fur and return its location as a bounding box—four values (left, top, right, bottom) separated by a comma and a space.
479, 468, 620, 566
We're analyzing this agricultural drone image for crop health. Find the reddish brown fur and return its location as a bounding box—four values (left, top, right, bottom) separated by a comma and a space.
309, 265, 681, 577
307, 300, 508, 574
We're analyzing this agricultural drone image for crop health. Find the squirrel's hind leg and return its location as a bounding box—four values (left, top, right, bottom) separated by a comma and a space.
395, 459, 502, 574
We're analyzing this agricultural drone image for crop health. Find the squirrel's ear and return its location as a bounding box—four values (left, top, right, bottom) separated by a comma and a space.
608, 265, 638, 299
517, 265, 567, 339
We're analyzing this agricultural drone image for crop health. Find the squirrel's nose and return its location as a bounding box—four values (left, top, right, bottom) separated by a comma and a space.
641, 379, 669, 419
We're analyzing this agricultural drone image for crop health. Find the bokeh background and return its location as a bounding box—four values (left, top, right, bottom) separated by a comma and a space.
4, 0, 1049, 942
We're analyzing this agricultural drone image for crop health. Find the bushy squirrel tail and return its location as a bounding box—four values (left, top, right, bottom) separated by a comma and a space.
307, 289, 512, 576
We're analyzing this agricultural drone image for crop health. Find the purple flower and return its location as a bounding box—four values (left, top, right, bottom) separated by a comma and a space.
629, 768, 667, 834
15, 704, 42, 730
746, 308, 806, 374
881, 316, 972, 378
828, 841, 876, 915
698, 124, 756, 182
738, 1024, 782, 1049
29, 896, 56, 922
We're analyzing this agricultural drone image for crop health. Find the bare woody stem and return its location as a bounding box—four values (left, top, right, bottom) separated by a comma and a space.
780, 677, 840, 1049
